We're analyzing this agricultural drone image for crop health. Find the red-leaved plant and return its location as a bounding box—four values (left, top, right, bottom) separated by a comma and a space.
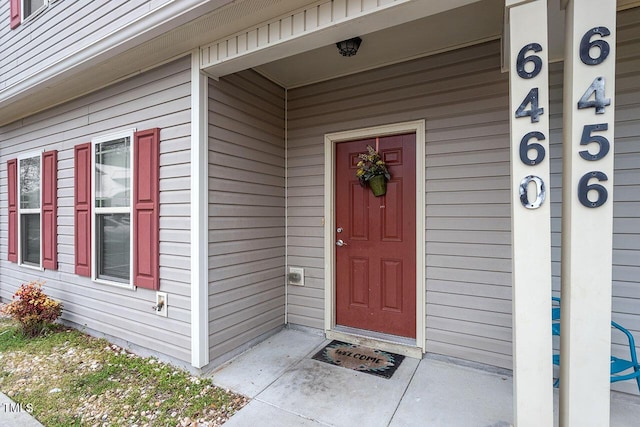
1, 281, 63, 337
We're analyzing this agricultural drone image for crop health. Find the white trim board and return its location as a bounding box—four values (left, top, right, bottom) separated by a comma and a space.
323, 120, 426, 356
190, 50, 209, 369
200, 0, 483, 79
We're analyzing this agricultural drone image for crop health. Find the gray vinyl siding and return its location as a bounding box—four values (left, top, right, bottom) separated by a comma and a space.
0, 0, 172, 92
0, 56, 192, 364
602, 12, 640, 395
286, 7, 640, 375
287, 40, 513, 368
550, 8, 640, 394
208, 70, 286, 362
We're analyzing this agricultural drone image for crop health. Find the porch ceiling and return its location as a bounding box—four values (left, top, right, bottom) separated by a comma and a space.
251, 0, 640, 89
253, 0, 504, 88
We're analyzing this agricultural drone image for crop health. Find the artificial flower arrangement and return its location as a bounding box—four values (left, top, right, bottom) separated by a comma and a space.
355, 145, 391, 197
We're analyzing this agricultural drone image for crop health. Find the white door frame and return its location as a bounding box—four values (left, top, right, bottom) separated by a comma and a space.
323, 120, 426, 357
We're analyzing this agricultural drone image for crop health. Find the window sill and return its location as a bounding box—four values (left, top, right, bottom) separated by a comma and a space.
93, 278, 135, 291
19, 263, 43, 272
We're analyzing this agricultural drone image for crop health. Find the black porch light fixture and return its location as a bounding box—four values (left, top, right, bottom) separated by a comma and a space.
336, 37, 362, 57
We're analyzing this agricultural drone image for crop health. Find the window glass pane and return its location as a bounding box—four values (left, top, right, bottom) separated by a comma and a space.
97, 213, 130, 282
20, 156, 40, 209
21, 214, 40, 266
24, 0, 45, 17
95, 138, 130, 208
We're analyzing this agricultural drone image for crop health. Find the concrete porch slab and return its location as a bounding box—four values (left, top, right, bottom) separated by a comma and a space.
210, 328, 325, 398
222, 400, 328, 427
595, 392, 640, 426
389, 357, 513, 427
256, 356, 420, 427
213, 328, 640, 427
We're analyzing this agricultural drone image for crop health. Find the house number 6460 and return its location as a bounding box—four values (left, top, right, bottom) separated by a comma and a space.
515, 43, 547, 209
520, 175, 546, 209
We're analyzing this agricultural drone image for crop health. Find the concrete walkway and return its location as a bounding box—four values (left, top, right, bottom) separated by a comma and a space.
0, 392, 43, 427
210, 328, 640, 427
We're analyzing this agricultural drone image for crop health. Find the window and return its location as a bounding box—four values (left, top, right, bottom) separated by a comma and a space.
7, 151, 57, 268
74, 128, 160, 290
93, 133, 133, 286
18, 153, 41, 268
10, 0, 50, 29
23, 0, 47, 20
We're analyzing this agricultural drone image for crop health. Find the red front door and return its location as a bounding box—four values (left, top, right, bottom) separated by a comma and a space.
335, 133, 416, 338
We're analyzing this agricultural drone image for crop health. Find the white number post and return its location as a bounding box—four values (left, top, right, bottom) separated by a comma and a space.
561, 0, 616, 425
507, 1, 553, 425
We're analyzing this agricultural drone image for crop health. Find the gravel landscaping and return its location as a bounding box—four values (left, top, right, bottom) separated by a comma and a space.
0, 312, 248, 427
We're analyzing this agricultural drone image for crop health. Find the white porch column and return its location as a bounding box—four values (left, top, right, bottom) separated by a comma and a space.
191, 49, 209, 368
507, 1, 553, 425
560, 1, 616, 425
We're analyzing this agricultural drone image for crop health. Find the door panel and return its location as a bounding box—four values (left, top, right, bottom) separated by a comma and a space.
382, 180, 403, 241
350, 182, 369, 240
350, 257, 369, 306
381, 259, 403, 311
335, 133, 416, 338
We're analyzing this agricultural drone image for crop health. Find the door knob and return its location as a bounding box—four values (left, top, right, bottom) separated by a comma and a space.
336, 239, 347, 247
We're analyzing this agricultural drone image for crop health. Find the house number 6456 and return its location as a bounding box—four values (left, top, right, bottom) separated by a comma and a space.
576, 26, 612, 208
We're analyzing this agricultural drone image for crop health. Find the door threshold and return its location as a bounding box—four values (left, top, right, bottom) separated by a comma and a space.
327, 326, 423, 359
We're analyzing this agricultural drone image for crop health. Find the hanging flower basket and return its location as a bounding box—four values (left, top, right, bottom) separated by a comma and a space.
355, 145, 391, 198
368, 174, 387, 197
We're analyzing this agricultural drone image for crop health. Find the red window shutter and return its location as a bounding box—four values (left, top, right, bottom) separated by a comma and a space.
133, 128, 160, 290
10, 0, 20, 29
42, 150, 58, 270
74, 143, 91, 277
7, 159, 17, 262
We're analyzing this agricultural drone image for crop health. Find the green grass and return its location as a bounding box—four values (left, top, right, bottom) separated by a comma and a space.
0, 321, 91, 352
0, 318, 245, 426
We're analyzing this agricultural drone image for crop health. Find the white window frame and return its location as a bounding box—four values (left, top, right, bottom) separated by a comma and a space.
91, 129, 135, 289
17, 150, 44, 271
21, 0, 49, 23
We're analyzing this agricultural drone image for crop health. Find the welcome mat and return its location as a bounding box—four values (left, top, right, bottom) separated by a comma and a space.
311, 340, 405, 379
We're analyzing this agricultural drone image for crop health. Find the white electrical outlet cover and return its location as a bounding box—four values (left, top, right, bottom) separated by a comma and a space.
156, 292, 168, 317
289, 267, 304, 286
